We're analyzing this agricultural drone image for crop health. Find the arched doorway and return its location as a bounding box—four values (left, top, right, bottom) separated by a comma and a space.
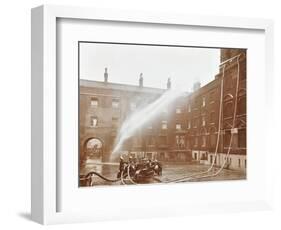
84, 138, 103, 162
80, 138, 104, 180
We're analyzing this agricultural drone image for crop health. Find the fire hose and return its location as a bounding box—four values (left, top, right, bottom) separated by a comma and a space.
137, 54, 241, 184
81, 53, 243, 186
81, 163, 163, 186
80, 171, 120, 186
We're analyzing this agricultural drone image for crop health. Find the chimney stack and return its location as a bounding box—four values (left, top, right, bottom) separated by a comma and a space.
167, 78, 171, 89
104, 67, 108, 83
139, 73, 143, 87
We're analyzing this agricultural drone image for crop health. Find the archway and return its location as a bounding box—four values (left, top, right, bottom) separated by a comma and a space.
80, 138, 104, 180
84, 137, 103, 161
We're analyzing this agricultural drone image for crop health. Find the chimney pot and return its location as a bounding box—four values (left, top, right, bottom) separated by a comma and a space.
139, 73, 143, 87
193, 81, 201, 91
104, 67, 108, 83
167, 78, 171, 89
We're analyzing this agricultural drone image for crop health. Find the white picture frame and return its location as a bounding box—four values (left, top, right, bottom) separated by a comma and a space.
31, 5, 274, 225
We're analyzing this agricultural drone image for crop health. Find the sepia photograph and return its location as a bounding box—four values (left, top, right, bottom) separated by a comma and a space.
78, 42, 247, 187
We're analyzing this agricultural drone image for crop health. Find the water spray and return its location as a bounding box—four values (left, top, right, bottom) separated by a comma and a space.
111, 89, 187, 158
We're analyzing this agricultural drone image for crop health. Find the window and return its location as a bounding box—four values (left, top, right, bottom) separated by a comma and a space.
224, 131, 231, 147
202, 116, 206, 126
159, 136, 167, 145
238, 159, 241, 167
147, 125, 153, 129
179, 136, 185, 148
187, 120, 191, 129
176, 123, 181, 130
176, 135, 185, 149
90, 98, 98, 107
202, 96, 206, 107
193, 119, 198, 128
224, 94, 233, 101
224, 102, 233, 117
176, 135, 179, 147
210, 132, 216, 147
176, 108, 182, 114
240, 61, 246, 80
210, 91, 215, 103
90, 116, 98, 127
147, 136, 155, 146
210, 155, 213, 164
112, 98, 120, 108
201, 153, 207, 160
186, 137, 190, 149
194, 137, 198, 147
161, 120, 167, 130
238, 97, 246, 115
188, 104, 191, 112
202, 136, 206, 147
238, 129, 246, 148
210, 112, 215, 123
112, 117, 118, 128
194, 153, 197, 160
225, 76, 233, 90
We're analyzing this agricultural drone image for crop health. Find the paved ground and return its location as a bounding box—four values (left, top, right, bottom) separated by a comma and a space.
80, 161, 246, 187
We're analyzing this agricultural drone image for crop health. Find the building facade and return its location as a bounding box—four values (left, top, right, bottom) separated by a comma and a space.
80, 49, 246, 171
188, 49, 247, 171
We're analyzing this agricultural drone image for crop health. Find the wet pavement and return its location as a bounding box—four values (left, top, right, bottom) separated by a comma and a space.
80, 161, 246, 187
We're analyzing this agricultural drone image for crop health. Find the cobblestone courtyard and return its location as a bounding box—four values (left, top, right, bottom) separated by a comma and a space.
80, 161, 246, 186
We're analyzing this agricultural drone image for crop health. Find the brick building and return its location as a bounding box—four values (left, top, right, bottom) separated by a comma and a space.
188, 48, 247, 170
79, 48, 246, 171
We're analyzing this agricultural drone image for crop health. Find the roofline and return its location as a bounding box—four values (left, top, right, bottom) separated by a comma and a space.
80, 79, 167, 93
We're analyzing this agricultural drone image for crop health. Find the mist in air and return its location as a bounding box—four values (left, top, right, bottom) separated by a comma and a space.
111, 89, 187, 159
